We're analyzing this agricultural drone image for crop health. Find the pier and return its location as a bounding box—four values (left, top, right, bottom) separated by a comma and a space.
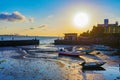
0, 40, 39, 47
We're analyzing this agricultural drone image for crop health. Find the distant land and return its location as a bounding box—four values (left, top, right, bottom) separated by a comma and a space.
0, 34, 59, 38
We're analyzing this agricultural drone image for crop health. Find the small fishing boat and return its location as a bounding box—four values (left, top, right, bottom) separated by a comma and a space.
82, 67, 105, 71
58, 47, 85, 57
81, 62, 106, 68
77, 49, 94, 54
58, 50, 84, 57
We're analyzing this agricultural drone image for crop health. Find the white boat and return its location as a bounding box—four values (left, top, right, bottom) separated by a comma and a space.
58, 47, 85, 57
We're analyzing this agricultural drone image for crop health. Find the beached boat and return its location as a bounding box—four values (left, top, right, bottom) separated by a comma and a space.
58, 51, 84, 57
81, 62, 106, 68
91, 45, 114, 51
77, 49, 94, 54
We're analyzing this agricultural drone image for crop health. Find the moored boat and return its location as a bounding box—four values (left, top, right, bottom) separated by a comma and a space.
91, 45, 114, 51
58, 51, 84, 57
81, 62, 106, 68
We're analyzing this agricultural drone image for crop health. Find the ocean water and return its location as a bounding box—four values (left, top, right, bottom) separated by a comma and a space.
0, 36, 120, 80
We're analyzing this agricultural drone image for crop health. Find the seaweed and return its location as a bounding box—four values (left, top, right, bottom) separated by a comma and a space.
0, 60, 6, 64
0, 59, 6, 70
0, 66, 4, 70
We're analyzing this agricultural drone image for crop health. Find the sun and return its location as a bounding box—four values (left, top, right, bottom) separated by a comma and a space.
73, 12, 89, 28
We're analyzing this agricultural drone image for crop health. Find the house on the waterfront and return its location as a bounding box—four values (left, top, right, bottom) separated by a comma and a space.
54, 33, 92, 45
54, 33, 79, 45
64, 33, 78, 41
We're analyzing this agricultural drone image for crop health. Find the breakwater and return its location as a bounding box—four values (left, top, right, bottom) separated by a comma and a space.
0, 40, 39, 47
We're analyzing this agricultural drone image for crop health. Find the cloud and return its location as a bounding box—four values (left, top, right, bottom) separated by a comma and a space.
29, 17, 34, 22
27, 24, 47, 31
0, 11, 26, 22
48, 15, 54, 18
29, 27, 34, 30
38, 24, 47, 29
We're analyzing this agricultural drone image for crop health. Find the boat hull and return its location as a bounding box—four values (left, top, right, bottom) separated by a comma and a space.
81, 62, 106, 68
58, 52, 83, 57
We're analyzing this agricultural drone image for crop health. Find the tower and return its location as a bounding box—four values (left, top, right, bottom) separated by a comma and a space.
115, 21, 118, 26
104, 19, 109, 27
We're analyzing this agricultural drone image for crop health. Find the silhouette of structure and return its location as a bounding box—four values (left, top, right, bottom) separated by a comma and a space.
97, 19, 120, 33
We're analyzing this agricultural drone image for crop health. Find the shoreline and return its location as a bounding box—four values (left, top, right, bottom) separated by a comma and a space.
0, 45, 120, 80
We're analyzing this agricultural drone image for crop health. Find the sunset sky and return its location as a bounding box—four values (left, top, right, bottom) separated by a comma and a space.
0, 0, 120, 36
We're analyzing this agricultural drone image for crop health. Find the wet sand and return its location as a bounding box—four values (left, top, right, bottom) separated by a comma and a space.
0, 46, 120, 80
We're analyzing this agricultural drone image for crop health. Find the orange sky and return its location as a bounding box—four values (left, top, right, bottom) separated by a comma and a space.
0, 0, 120, 36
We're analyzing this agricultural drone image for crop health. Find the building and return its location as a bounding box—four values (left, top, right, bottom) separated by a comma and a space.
104, 26, 120, 33
64, 33, 77, 41
97, 19, 120, 33
97, 19, 119, 27
54, 33, 78, 45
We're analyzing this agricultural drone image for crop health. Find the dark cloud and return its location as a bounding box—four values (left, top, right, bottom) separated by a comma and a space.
0, 11, 26, 22
27, 24, 46, 31
29, 27, 34, 30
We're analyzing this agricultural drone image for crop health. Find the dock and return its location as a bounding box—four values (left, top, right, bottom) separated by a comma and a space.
0, 40, 39, 47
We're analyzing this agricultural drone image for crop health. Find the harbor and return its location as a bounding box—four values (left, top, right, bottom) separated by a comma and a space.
0, 21, 120, 80
0, 42, 120, 80
0, 0, 120, 80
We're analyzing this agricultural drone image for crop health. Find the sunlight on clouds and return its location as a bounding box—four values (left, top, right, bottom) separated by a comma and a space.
0, 11, 26, 22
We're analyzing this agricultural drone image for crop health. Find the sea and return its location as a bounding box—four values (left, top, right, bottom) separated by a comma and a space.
0, 36, 120, 80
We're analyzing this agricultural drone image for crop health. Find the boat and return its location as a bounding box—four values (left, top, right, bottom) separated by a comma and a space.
77, 49, 94, 54
82, 67, 105, 71
81, 62, 106, 68
91, 45, 114, 51
58, 50, 84, 57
